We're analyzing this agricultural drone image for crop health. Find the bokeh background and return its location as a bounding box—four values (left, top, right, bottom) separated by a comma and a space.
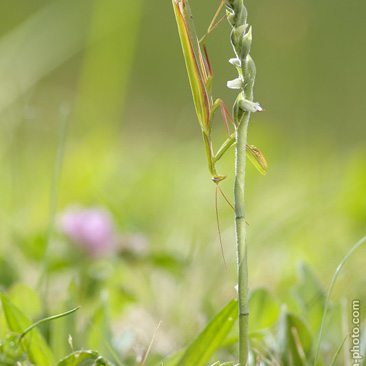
0, 0, 365, 361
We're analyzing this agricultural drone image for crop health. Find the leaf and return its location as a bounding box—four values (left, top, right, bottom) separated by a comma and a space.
295, 263, 325, 306
57, 350, 115, 366
0, 257, 18, 288
0, 333, 27, 365
175, 299, 238, 366
7, 283, 42, 320
249, 288, 280, 335
0, 292, 55, 366
277, 305, 313, 366
87, 296, 113, 358
157, 301, 237, 366
293, 262, 326, 333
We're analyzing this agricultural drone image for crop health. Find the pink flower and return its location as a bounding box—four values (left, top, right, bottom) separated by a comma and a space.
59, 205, 115, 257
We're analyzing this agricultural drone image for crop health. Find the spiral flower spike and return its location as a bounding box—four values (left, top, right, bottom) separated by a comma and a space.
225, 1, 263, 365
226, 0, 262, 123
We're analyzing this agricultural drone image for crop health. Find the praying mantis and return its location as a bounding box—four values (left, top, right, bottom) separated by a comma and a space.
172, 0, 267, 184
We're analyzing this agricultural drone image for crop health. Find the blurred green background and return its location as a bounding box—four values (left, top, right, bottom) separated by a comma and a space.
0, 0, 365, 361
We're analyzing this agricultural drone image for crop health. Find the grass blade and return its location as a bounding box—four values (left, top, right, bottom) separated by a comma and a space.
329, 334, 348, 366
18, 306, 80, 343
0, 292, 55, 366
175, 299, 238, 366
313, 235, 366, 366
56, 350, 115, 366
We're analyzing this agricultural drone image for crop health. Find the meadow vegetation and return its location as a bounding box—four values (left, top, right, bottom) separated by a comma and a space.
0, 0, 365, 365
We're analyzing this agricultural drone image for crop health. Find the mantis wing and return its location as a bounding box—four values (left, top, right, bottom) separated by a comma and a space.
172, 0, 210, 130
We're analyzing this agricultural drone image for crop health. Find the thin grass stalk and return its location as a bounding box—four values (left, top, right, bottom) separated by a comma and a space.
313, 235, 366, 366
37, 104, 69, 301
226, 1, 262, 364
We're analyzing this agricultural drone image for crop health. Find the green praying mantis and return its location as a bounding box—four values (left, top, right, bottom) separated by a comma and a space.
172, 0, 267, 184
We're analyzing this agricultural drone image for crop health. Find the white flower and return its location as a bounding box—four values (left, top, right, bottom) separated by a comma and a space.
227, 77, 243, 90
229, 58, 241, 68
239, 98, 263, 113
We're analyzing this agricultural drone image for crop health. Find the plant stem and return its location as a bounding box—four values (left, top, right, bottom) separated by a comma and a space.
226, 1, 260, 363
234, 112, 250, 365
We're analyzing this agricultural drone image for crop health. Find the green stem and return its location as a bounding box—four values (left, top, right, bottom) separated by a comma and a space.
226, 1, 258, 362
234, 112, 250, 366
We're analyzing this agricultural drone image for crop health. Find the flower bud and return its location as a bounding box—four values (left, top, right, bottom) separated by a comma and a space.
244, 55, 256, 79
240, 27, 252, 60
231, 24, 247, 50
226, 8, 236, 27
226, 1, 247, 27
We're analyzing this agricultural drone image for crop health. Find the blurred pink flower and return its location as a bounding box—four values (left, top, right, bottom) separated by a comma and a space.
59, 205, 116, 257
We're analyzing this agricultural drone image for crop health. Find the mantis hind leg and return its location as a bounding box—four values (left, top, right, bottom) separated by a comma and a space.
215, 184, 227, 270
217, 184, 234, 210
214, 183, 243, 269
217, 184, 249, 225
